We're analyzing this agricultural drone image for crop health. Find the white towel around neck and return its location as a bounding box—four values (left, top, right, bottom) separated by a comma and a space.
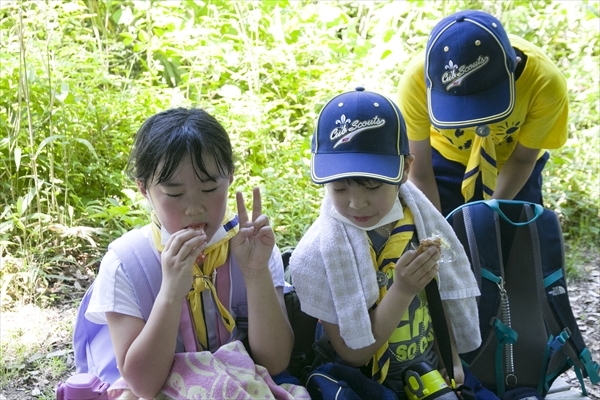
289, 181, 481, 353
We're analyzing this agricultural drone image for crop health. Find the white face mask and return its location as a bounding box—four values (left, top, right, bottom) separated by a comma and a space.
328, 194, 404, 231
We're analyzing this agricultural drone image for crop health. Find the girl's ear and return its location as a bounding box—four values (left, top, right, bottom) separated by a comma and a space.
401, 154, 415, 184
136, 179, 148, 197
228, 174, 234, 185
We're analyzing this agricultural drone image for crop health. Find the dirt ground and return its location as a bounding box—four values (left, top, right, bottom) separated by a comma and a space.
1, 260, 599, 400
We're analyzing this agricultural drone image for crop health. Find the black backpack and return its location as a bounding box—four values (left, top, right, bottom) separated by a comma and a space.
446, 199, 599, 397
282, 249, 320, 380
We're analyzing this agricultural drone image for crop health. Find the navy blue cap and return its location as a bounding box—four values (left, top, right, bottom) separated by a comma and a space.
311, 87, 409, 184
425, 10, 517, 129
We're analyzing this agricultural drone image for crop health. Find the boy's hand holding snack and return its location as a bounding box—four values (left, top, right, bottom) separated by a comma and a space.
393, 241, 440, 297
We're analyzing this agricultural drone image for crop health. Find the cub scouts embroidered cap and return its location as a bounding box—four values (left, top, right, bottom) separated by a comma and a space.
311, 87, 409, 184
425, 10, 517, 129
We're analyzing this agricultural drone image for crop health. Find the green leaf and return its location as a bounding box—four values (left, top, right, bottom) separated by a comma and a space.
120, 32, 134, 46
111, 9, 123, 24
17, 187, 37, 217
138, 30, 148, 43
153, 27, 165, 37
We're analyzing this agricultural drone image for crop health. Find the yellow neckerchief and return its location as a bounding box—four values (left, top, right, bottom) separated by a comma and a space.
461, 134, 497, 202
150, 211, 239, 350
367, 207, 416, 383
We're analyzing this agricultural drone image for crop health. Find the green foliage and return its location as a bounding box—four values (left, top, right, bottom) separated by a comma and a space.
0, 0, 598, 305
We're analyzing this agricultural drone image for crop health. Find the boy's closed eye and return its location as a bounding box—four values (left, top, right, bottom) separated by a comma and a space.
329, 181, 382, 191
365, 183, 382, 190
328, 182, 347, 192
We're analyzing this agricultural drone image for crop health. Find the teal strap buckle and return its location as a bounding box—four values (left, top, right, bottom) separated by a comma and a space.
493, 318, 518, 345
579, 348, 600, 385
540, 330, 572, 394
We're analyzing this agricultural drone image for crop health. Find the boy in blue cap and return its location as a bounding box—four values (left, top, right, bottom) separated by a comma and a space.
289, 87, 481, 397
397, 10, 568, 216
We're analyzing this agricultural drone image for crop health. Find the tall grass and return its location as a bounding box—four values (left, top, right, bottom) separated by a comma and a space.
0, 0, 598, 307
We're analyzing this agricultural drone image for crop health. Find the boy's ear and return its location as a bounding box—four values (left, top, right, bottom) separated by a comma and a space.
401, 154, 415, 184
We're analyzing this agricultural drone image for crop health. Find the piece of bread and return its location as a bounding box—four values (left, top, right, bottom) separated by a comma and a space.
416, 236, 442, 254
191, 224, 206, 232
192, 224, 206, 264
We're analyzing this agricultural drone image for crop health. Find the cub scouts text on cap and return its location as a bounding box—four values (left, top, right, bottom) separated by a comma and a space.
425, 10, 517, 129
311, 87, 409, 184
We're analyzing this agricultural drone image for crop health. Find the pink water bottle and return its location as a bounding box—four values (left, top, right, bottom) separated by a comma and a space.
56, 373, 110, 400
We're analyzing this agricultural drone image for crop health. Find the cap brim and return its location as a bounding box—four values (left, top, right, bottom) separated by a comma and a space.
428, 73, 515, 129
311, 153, 404, 184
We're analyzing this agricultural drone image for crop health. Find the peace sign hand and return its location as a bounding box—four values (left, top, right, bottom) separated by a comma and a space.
230, 187, 275, 274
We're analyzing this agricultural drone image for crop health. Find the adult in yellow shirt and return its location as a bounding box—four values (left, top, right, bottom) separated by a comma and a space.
398, 10, 568, 216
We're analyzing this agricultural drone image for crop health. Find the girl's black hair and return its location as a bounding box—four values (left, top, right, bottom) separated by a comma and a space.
126, 107, 234, 186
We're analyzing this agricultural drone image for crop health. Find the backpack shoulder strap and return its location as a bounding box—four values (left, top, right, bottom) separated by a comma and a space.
73, 227, 161, 384
447, 201, 506, 366
425, 278, 454, 384
73, 281, 110, 377
534, 209, 600, 388
228, 253, 249, 330
108, 228, 161, 321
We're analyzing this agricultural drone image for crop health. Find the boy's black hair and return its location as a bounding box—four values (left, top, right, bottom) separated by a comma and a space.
334, 177, 400, 187
127, 107, 234, 186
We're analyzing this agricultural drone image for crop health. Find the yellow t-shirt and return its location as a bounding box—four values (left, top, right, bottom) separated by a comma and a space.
397, 35, 568, 170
